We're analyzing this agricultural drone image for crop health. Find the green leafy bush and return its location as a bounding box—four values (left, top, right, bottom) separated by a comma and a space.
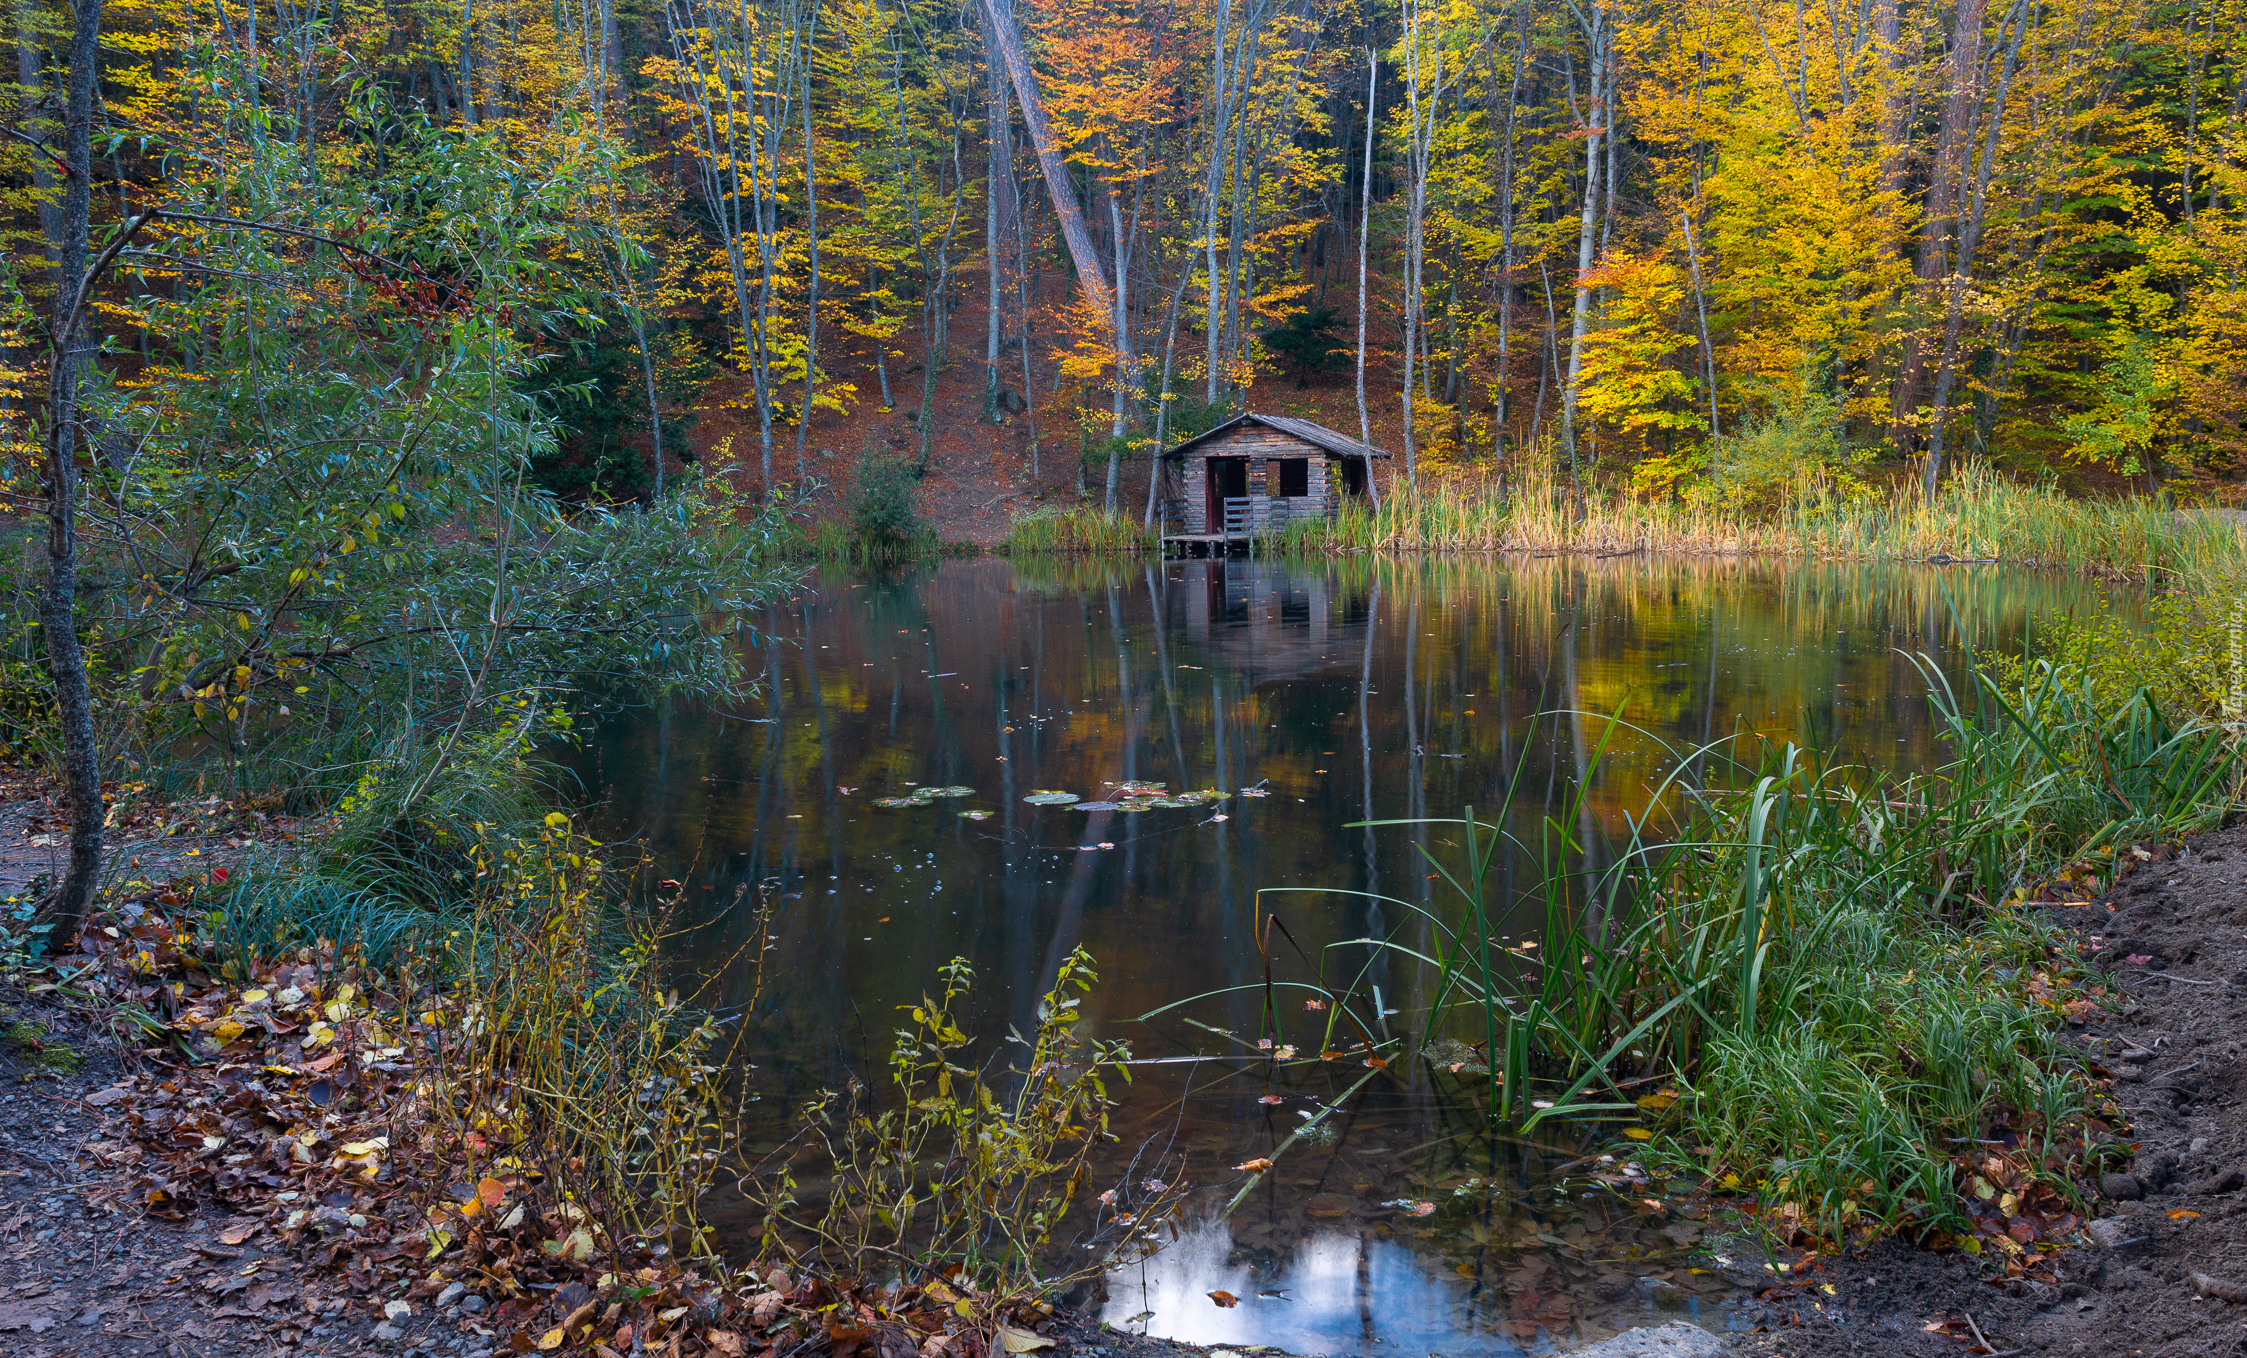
848, 451, 932, 556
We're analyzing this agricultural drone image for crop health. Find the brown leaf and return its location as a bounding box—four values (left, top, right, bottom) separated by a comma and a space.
708, 1333, 747, 1358
1207, 1291, 1239, 1308
1233, 1158, 1273, 1172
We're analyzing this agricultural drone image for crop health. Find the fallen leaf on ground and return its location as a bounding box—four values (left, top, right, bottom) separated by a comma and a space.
998, 1325, 1056, 1352
1206, 1291, 1239, 1308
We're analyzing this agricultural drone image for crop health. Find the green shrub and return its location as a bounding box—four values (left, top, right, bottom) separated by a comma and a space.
848, 451, 932, 556
1696, 380, 1867, 514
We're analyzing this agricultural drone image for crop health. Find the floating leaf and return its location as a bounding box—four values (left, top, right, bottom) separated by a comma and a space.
923, 786, 976, 798
1073, 802, 1122, 812
1022, 791, 1080, 806
959, 810, 993, 820
1206, 1291, 1239, 1309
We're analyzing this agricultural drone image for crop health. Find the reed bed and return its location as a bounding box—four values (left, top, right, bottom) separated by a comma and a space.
1202, 656, 2240, 1239
1267, 460, 2243, 582
1000, 506, 1159, 555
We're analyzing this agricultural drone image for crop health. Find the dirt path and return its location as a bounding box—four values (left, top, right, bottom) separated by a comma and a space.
0, 984, 510, 1357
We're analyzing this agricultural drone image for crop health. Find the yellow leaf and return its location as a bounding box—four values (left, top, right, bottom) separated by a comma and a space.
538, 1327, 566, 1350
339, 1138, 388, 1156
1634, 1092, 1678, 1112
2170, 1209, 2201, 1221
1623, 1128, 1654, 1140
210, 1019, 247, 1045
426, 1230, 454, 1258
1234, 1158, 1273, 1172
997, 1327, 1055, 1353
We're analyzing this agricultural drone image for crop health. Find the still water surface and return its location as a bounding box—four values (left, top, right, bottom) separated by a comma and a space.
575, 555, 2124, 1353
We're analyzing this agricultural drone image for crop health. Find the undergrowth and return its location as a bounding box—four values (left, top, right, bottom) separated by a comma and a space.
740, 949, 1184, 1298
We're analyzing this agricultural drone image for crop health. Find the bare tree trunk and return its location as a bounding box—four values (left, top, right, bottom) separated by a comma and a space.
1492, 15, 1523, 460
1103, 183, 1135, 511
1891, 0, 1987, 474
1354, 47, 1375, 448
460, 0, 476, 124
982, 29, 1015, 423
1920, 0, 2026, 503
974, 0, 1113, 325
1397, 0, 1445, 485
1560, 8, 1607, 516
1682, 210, 1720, 454
17, 6, 60, 265
38, 0, 106, 944
797, 55, 819, 479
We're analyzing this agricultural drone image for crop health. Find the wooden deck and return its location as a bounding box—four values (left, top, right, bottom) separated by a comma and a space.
1160, 532, 1253, 557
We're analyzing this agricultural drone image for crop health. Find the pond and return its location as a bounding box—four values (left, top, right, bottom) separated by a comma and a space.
573, 553, 2125, 1354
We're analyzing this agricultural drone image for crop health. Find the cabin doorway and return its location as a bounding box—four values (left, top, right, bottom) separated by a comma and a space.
1205, 457, 1249, 532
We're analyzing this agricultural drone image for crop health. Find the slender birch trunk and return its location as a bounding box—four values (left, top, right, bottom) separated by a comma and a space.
1354, 48, 1376, 449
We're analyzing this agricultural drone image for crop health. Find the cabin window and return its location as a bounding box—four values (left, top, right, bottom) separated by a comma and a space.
1276, 458, 1309, 498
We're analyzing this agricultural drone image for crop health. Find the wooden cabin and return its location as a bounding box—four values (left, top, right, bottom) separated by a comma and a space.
1155, 413, 1390, 556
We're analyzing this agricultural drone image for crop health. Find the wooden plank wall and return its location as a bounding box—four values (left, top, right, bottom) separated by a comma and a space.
1170, 426, 1343, 533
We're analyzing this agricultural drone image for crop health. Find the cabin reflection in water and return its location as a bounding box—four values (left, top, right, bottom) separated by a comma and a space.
1155, 412, 1389, 557
1164, 558, 1366, 684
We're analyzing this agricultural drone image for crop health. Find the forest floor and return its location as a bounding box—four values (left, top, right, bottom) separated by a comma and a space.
0, 762, 306, 906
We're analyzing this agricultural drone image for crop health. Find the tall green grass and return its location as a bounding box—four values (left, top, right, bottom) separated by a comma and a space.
1270, 458, 2243, 583
203, 725, 546, 968
1210, 657, 2238, 1238
1000, 506, 1158, 555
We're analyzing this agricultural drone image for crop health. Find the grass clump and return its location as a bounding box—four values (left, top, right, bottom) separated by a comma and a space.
1235, 655, 2236, 1244
204, 714, 558, 970
1001, 506, 1157, 555
2, 1015, 86, 1073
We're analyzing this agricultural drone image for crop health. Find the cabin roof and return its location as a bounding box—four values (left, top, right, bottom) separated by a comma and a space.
1159, 412, 1393, 460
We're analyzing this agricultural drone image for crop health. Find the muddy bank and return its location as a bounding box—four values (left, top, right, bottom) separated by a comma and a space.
1721, 819, 2247, 1358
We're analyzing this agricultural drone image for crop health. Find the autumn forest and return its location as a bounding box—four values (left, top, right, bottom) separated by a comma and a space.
6, 0, 2245, 519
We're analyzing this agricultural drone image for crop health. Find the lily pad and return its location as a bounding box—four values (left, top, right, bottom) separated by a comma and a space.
959, 809, 993, 820
923, 786, 977, 798
1022, 791, 1081, 806
1072, 801, 1122, 812
871, 796, 922, 808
